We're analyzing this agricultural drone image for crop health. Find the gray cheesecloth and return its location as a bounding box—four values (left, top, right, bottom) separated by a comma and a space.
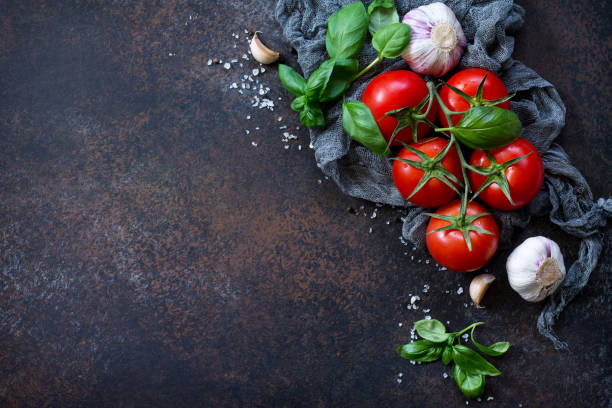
275, 0, 611, 349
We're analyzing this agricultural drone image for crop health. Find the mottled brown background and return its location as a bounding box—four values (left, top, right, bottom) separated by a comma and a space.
0, 0, 610, 407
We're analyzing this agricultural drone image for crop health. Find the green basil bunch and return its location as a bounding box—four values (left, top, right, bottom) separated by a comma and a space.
397, 319, 510, 398
278, 1, 411, 130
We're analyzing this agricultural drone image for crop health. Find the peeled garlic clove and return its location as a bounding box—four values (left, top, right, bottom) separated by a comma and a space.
506, 236, 566, 302
469, 274, 496, 308
250, 32, 279, 64
401, 2, 466, 77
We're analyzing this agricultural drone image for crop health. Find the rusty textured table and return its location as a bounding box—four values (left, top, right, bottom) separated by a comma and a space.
0, 1, 610, 407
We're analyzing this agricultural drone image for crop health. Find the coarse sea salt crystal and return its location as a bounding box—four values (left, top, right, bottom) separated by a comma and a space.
251, 141, 258, 147
457, 287, 464, 295
207, 59, 212, 65
223, 62, 231, 69
252, 68, 259, 76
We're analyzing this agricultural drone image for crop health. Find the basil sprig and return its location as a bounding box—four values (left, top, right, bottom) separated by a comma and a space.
397, 319, 509, 399
278, 0, 409, 133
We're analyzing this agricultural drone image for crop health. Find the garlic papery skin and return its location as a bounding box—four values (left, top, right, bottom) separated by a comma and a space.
506, 236, 566, 302
401, 2, 466, 77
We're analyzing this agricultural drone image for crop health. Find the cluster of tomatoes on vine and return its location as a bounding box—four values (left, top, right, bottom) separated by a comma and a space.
362, 68, 545, 273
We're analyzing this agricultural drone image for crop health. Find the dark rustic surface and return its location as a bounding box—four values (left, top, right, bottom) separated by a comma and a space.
0, 0, 610, 407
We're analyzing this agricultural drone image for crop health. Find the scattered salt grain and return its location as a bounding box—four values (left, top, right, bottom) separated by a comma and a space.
251, 141, 258, 147
207, 59, 212, 65
260, 67, 266, 73
223, 62, 231, 69
284, 145, 289, 150
246, 115, 251, 120
278, 117, 282, 122
487, 397, 494, 401
231, 58, 238, 63
425, 315, 431, 320
396, 378, 402, 384
252, 68, 259, 76
443, 373, 448, 378
245, 130, 250, 135
457, 287, 464, 295
242, 53, 249, 60
298, 145, 302, 150
398, 322, 403, 327
398, 373, 403, 377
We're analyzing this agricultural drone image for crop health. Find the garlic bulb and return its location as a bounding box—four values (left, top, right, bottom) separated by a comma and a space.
506, 236, 566, 302
401, 2, 466, 77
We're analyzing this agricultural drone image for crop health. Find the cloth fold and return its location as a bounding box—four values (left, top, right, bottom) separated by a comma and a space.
275, 0, 610, 349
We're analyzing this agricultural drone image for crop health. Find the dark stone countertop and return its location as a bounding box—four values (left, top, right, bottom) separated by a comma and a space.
0, 1, 610, 407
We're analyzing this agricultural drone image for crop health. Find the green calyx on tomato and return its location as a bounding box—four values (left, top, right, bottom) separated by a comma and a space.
467, 150, 532, 206
442, 73, 514, 110
391, 138, 463, 203
425, 195, 496, 253
383, 82, 437, 144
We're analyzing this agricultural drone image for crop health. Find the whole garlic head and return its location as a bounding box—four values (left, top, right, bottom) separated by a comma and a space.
506, 236, 566, 302
401, 2, 466, 77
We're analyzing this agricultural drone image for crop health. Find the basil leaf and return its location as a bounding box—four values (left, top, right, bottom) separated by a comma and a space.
342, 100, 390, 156
305, 60, 336, 101
442, 346, 453, 365
452, 364, 485, 398
448, 106, 522, 149
291, 95, 307, 111
300, 102, 325, 128
396, 340, 444, 362
319, 59, 359, 102
372, 22, 411, 59
367, 0, 399, 37
305, 59, 359, 103
414, 319, 450, 343
278, 64, 306, 97
452, 345, 501, 377
471, 327, 510, 357
325, 1, 369, 60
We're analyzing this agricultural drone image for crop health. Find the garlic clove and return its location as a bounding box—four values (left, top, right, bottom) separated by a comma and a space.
469, 274, 496, 308
506, 236, 566, 302
249, 32, 280, 64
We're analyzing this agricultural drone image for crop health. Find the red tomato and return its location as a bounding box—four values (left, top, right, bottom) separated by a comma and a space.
392, 137, 462, 208
438, 68, 511, 127
468, 138, 545, 211
362, 70, 437, 146
426, 200, 499, 272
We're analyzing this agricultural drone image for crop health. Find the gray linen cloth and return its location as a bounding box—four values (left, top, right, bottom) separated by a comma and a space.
275, 0, 611, 349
